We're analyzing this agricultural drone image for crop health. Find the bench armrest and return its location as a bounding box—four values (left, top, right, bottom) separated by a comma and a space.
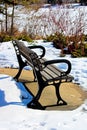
44, 59, 71, 75
28, 45, 45, 58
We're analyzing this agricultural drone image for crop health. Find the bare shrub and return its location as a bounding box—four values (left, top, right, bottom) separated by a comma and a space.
25, 6, 87, 41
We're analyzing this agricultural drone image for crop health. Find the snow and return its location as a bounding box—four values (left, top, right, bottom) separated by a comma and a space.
13, 4, 87, 36
0, 40, 87, 130
0, 74, 87, 130
0, 40, 87, 89
0, 3, 87, 130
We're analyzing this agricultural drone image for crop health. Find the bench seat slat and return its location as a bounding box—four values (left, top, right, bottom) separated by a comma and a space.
42, 67, 60, 79
44, 65, 61, 76
41, 70, 73, 82
41, 70, 54, 80
40, 58, 64, 74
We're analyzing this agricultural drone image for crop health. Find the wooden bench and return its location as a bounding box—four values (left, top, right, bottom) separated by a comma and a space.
12, 40, 74, 109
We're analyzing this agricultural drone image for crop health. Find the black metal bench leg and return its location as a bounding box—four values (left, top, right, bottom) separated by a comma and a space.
14, 64, 25, 80
33, 70, 37, 82
27, 87, 45, 109
54, 83, 67, 105
14, 55, 26, 80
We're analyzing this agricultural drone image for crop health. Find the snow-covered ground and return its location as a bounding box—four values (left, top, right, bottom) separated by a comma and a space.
0, 3, 87, 130
13, 4, 87, 36
0, 40, 87, 90
1, 3, 87, 36
0, 40, 87, 130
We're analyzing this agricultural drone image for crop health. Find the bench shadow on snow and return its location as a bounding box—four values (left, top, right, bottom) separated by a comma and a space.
0, 89, 24, 107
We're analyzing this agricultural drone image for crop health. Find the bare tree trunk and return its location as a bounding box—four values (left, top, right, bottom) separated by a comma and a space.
5, 3, 8, 32
11, 3, 14, 35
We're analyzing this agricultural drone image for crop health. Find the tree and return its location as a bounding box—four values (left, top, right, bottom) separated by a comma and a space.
3, 0, 17, 35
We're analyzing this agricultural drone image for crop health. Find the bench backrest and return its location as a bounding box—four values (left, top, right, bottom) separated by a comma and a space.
13, 40, 43, 71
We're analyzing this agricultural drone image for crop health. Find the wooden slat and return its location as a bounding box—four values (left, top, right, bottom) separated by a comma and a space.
40, 58, 63, 75
42, 67, 60, 78
41, 71, 53, 80
46, 65, 61, 76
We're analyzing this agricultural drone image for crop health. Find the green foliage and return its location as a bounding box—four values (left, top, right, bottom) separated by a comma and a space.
84, 34, 87, 41
45, 33, 87, 57
71, 43, 87, 57
3, 35, 13, 42
17, 34, 33, 42
0, 31, 33, 42
15, 29, 33, 42
46, 33, 66, 49
85, 43, 87, 49
71, 49, 82, 57
84, 43, 87, 54
0, 32, 13, 42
